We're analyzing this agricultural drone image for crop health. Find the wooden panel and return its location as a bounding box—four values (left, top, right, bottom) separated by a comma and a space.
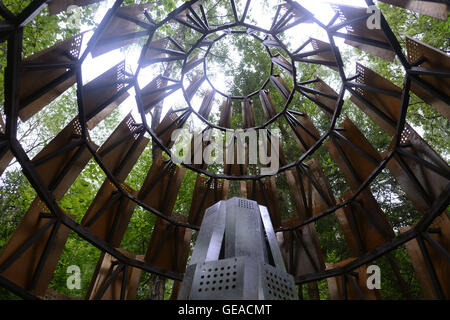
350, 63, 402, 136
96, 113, 149, 182
91, 4, 152, 57
145, 214, 192, 274
0, 198, 75, 296
326, 258, 380, 300
155, 108, 188, 148
241, 99, 255, 128
278, 216, 325, 277
47, 0, 103, 15
18, 33, 83, 122
313, 78, 338, 118
325, 117, 382, 192
309, 38, 338, 71
31, 117, 98, 200
270, 75, 290, 101
332, 4, 395, 61
379, 0, 449, 20
83, 61, 130, 130
400, 214, 450, 299
259, 90, 277, 119
188, 176, 229, 226
406, 36, 450, 121
285, 157, 336, 221
142, 36, 185, 68
383, 125, 450, 213
336, 189, 394, 256
81, 181, 137, 247
86, 249, 144, 300
272, 53, 293, 75
137, 154, 185, 216
246, 177, 281, 229
290, 113, 320, 153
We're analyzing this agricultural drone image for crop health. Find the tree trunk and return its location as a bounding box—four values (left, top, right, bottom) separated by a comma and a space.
149, 274, 166, 300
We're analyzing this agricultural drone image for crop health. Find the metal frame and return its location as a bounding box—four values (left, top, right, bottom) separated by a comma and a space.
0, 0, 448, 300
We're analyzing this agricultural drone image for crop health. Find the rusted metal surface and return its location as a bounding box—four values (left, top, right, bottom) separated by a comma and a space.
96, 113, 149, 181
81, 181, 137, 246
18, 33, 83, 122
145, 214, 192, 274
336, 189, 394, 256
31, 117, 98, 200
86, 249, 144, 300
383, 125, 450, 213
326, 258, 380, 300
349, 63, 402, 136
379, 0, 449, 20
286, 158, 336, 221
137, 154, 185, 216
188, 175, 229, 226
82, 61, 130, 129
325, 117, 382, 191
400, 214, 450, 299
0, 198, 74, 296
312, 78, 338, 118
0, 0, 448, 300
406, 36, 450, 121
0, 114, 13, 176
91, 3, 153, 57
332, 4, 395, 61
246, 177, 281, 229
278, 216, 325, 277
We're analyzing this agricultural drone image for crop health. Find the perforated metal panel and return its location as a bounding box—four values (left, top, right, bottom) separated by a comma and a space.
189, 257, 245, 300
262, 264, 298, 300
179, 198, 297, 300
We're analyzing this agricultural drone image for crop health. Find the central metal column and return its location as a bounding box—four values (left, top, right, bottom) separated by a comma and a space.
178, 197, 298, 300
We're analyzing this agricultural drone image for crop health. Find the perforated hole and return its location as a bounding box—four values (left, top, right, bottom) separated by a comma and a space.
355, 64, 366, 97
238, 198, 254, 209
263, 267, 297, 300
406, 37, 421, 64
400, 126, 413, 144
197, 262, 240, 293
